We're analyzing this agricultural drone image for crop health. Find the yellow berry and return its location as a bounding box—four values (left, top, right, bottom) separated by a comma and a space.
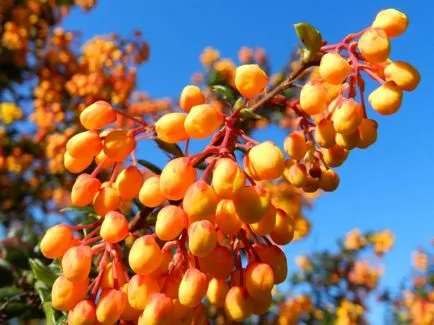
372, 8, 408, 38
368, 81, 403, 115
319, 52, 352, 85
384, 61, 420, 91
358, 28, 390, 64
235, 64, 269, 98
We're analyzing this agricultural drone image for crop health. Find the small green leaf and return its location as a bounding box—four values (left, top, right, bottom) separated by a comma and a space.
232, 97, 244, 112
42, 302, 56, 325
294, 22, 322, 62
0, 286, 22, 298
137, 159, 162, 175
154, 139, 184, 158
211, 85, 236, 104
29, 258, 57, 286
35, 281, 51, 303
60, 206, 94, 213
239, 108, 263, 121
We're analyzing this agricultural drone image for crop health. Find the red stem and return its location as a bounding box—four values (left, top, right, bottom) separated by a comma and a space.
114, 109, 148, 127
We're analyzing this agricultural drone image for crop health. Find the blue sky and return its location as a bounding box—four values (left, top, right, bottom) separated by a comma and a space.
63, 1, 434, 323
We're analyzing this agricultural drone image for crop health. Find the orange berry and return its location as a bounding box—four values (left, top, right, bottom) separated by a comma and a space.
357, 118, 378, 149
198, 245, 233, 280
128, 235, 162, 275
62, 245, 92, 281
40, 224, 74, 259
127, 274, 160, 310
183, 180, 218, 224
80, 101, 116, 130
303, 176, 320, 193
211, 158, 245, 198
93, 185, 121, 217
321, 145, 349, 167
253, 244, 287, 284
115, 166, 144, 199
284, 131, 309, 160
103, 130, 136, 162
64, 151, 93, 174
251, 292, 273, 315
139, 175, 165, 207
300, 80, 328, 115
245, 262, 274, 299
172, 298, 194, 324
150, 249, 172, 278
179, 85, 205, 112
96, 288, 127, 325
283, 161, 307, 188
331, 98, 363, 135
358, 28, 390, 63
184, 104, 223, 139
384, 61, 420, 91
235, 64, 269, 98
233, 186, 271, 224
318, 168, 340, 192
244, 141, 284, 180
270, 210, 295, 245
66, 131, 102, 158
206, 278, 229, 307
215, 199, 242, 236
100, 211, 129, 243
95, 150, 115, 169
319, 52, 352, 85
335, 130, 360, 150
139, 293, 173, 325
372, 8, 408, 38
120, 283, 142, 321
155, 112, 189, 143
155, 205, 187, 241
160, 157, 197, 200
178, 268, 209, 308
191, 303, 207, 325
225, 286, 253, 322
51, 276, 88, 312
250, 204, 276, 236
161, 272, 183, 299
68, 300, 96, 325
71, 174, 101, 207
314, 119, 336, 148
188, 220, 217, 257
368, 81, 403, 115
101, 262, 127, 289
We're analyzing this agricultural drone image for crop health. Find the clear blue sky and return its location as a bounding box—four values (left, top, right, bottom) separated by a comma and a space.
63, 1, 434, 323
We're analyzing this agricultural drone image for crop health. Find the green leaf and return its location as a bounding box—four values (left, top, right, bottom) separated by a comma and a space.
137, 159, 162, 175
232, 97, 244, 112
29, 259, 57, 286
60, 206, 95, 214
0, 286, 22, 298
239, 108, 263, 121
154, 139, 184, 158
211, 85, 236, 104
42, 302, 56, 325
294, 22, 322, 62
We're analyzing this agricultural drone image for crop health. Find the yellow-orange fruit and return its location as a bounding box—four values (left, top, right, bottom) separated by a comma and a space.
318, 168, 340, 192
172, 299, 194, 324
128, 235, 162, 275
67, 131, 102, 158
225, 286, 253, 322
71, 174, 101, 207
184, 104, 223, 139
155, 112, 189, 143
211, 158, 245, 198
103, 130, 136, 162
251, 292, 273, 315
368, 81, 403, 115
283, 161, 307, 188
127, 274, 160, 310
358, 28, 390, 63
245, 262, 274, 299
179, 85, 206, 112
62, 245, 92, 281
40, 224, 74, 259
80, 101, 116, 130
188, 220, 217, 257
93, 186, 121, 217
335, 130, 360, 150
303, 176, 320, 193
322, 145, 349, 167
215, 199, 242, 236
95, 150, 115, 169
251, 204, 276, 236
191, 303, 207, 325
160, 157, 197, 200
293, 217, 311, 241
332, 98, 363, 135
64, 151, 93, 174
323, 81, 342, 103
68, 300, 96, 325
244, 141, 284, 180
139, 293, 173, 325
161, 272, 183, 299
233, 186, 271, 224
319, 52, 352, 85
235, 64, 269, 98
101, 262, 127, 289
299, 80, 328, 115
138, 175, 165, 207
156, 205, 187, 241
270, 210, 295, 245
357, 118, 378, 149
96, 288, 127, 324
51, 276, 88, 312
253, 244, 287, 284
150, 249, 172, 278
284, 132, 308, 160
100, 211, 129, 243
120, 283, 142, 321
198, 245, 233, 280
178, 268, 209, 308
372, 8, 408, 38
314, 119, 336, 148
384, 61, 420, 91
115, 166, 144, 199
207, 278, 229, 307
183, 180, 218, 224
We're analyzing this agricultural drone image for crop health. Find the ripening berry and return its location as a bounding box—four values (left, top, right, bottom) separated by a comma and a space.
358, 28, 390, 63
101, 262, 127, 289
284, 131, 308, 160
283, 161, 307, 188
245, 262, 274, 300
211, 158, 245, 198
178, 268, 209, 308
160, 157, 197, 200
331, 98, 363, 135
244, 141, 285, 180
66, 131, 102, 158
319, 52, 352, 85
183, 180, 218, 224
93, 185, 121, 217
253, 244, 287, 284
155, 205, 187, 241
372, 8, 408, 38
303, 176, 320, 193
384, 61, 420, 91
251, 204, 276, 236
225, 287, 253, 322
162, 272, 183, 299
235, 64, 269, 98
150, 249, 172, 278
51, 276, 88, 312
368, 81, 403, 115
321, 145, 349, 167
100, 211, 129, 243
314, 119, 336, 148
191, 303, 207, 325
71, 174, 101, 206
115, 166, 144, 199
96, 288, 127, 325
120, 283, 142, 321
139, 293, 173, 325
270, 210, 295, 245
95, 150, 115, 169
171, 299, 194, 325
127, 274, 160, 310
179, 85, 205, 112
155, 112, 189, 143
215, 199, 242, 236
139, 175, 165, 207
80, 101, 116, 130
251, 292, 273, 315
198, 245, 233, 280
357, 118, 378, 149
233, 186, 271, 224
103, 130, 136, 162
184, 104, 224, 139
64, 152, 93, 174
319, 168, 340, 192
188, 220, 217, 257
299, 80, 328, 115
129, 235, 162, 275
40, 224, 74, 259
68, 300, 96, 325
335, 130, 360, 150
62, 245, 92, 281
207, 278, 229, 307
